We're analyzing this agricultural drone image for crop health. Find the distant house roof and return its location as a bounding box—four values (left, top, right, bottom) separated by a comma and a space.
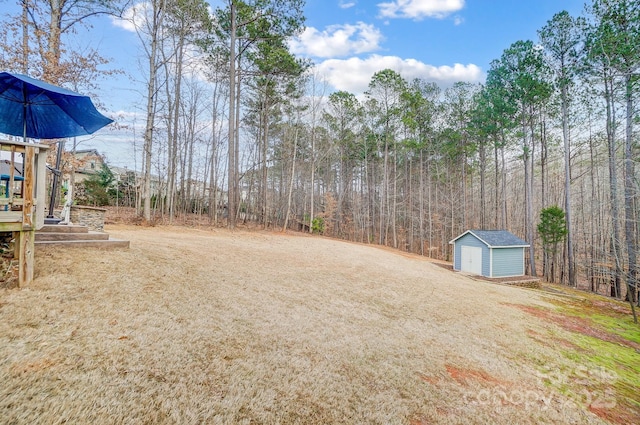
0, 160, 21, 177
449, 230, 529, 248
73, 148, 101, 156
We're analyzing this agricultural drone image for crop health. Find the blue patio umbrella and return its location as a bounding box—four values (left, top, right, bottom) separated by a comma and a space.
0, 72, 113, 220
0, 71, 113, 140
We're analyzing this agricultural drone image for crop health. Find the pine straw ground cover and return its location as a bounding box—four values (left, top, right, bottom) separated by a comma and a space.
0, 225, 637, 424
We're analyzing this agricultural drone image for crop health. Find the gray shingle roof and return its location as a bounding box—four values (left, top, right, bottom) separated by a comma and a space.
451, 230, 529, 247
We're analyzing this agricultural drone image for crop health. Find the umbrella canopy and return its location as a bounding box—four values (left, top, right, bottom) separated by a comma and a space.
0, 71, 113, 140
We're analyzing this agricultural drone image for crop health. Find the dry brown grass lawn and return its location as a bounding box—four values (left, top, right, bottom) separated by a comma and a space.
0, 225, 631, 424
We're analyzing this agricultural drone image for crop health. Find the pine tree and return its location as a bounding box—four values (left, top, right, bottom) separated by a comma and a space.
538, 205, 568, 283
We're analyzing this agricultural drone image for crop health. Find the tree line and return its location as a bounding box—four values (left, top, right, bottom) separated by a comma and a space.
0, 0, 638, 306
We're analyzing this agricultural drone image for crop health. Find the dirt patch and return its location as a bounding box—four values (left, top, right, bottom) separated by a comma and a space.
588, 405, 639, 425
11, 358, 56, 375
526, 329, 586, 352
508, 303, 640, 351
444, 364, 509, 386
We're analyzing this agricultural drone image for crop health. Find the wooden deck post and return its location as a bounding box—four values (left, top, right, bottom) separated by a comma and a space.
13, 231, 21, 261
18, 230, 34, 285
19, 146, 35, 286
22, 146, 35, 229
35, 144, 48, 230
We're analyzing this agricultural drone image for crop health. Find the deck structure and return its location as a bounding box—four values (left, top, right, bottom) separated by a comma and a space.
0, 139, 49, 285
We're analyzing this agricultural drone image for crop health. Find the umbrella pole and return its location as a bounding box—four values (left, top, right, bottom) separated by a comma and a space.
47, 139, 64, 218
23, 82, 27, 144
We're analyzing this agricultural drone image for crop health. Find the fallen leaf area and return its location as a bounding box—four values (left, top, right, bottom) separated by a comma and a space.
1, 225, 638, 424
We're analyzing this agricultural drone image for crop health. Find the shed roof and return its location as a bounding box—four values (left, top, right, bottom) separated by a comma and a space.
449, 230, 529, 248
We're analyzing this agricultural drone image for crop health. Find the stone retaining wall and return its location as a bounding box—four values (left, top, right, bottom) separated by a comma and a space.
70, 205, 106, 232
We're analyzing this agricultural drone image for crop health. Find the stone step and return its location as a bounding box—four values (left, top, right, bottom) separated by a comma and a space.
38, 224, 89, 234
35, 223, 130, 251
34, 239, 130, 249
35, 231, 110, 242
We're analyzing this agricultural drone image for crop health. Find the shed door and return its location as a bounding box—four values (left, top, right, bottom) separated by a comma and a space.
460, 245, 482, 275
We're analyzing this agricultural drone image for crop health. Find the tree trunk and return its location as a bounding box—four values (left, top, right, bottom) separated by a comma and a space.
588, 119, 597, 292
561, 83, 576, 287
523, 113, 536, 277
22, 0, 29, 73
142, 0, 164, 222
44, 0, 63, 82
379, 136, 387, 245
604, 73, 621, 297
419, 149, 424, 255
494, 137, 499, 228
227, 1, 237, 228
479, 138, 486, 229
234, 63, 242, 221
169, 31, 185, 221
283, 124, 298, 232
501, 140, 508, 229
309, 120, 316, 234
392, 140, 398, 248
259, 88, 271, 228
623, 73, 638, 321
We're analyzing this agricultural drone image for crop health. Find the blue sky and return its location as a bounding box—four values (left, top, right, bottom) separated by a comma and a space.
93, 0, 587, 110
294, 0, 586, 94
3, 0, 588, 168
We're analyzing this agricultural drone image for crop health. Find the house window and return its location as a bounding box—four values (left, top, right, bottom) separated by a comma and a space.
90, 161, 95, 169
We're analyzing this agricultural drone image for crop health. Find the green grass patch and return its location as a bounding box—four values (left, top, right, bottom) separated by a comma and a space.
559, 332, 640, 424
543, 290, 640, 345
589, 314, 640, 345
527, 289, 640, 424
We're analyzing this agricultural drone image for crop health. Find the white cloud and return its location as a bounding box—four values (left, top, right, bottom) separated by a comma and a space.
289, 22, 384, 58
378, 0, 465, 20
315, 54, 482, 94
339, 0, 357, 8
110, 2, 150, 33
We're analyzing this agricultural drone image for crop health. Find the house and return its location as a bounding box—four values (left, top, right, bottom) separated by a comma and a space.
109, 165, 165, 198
449, 230, 529, 278
71, 149, 105, 183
